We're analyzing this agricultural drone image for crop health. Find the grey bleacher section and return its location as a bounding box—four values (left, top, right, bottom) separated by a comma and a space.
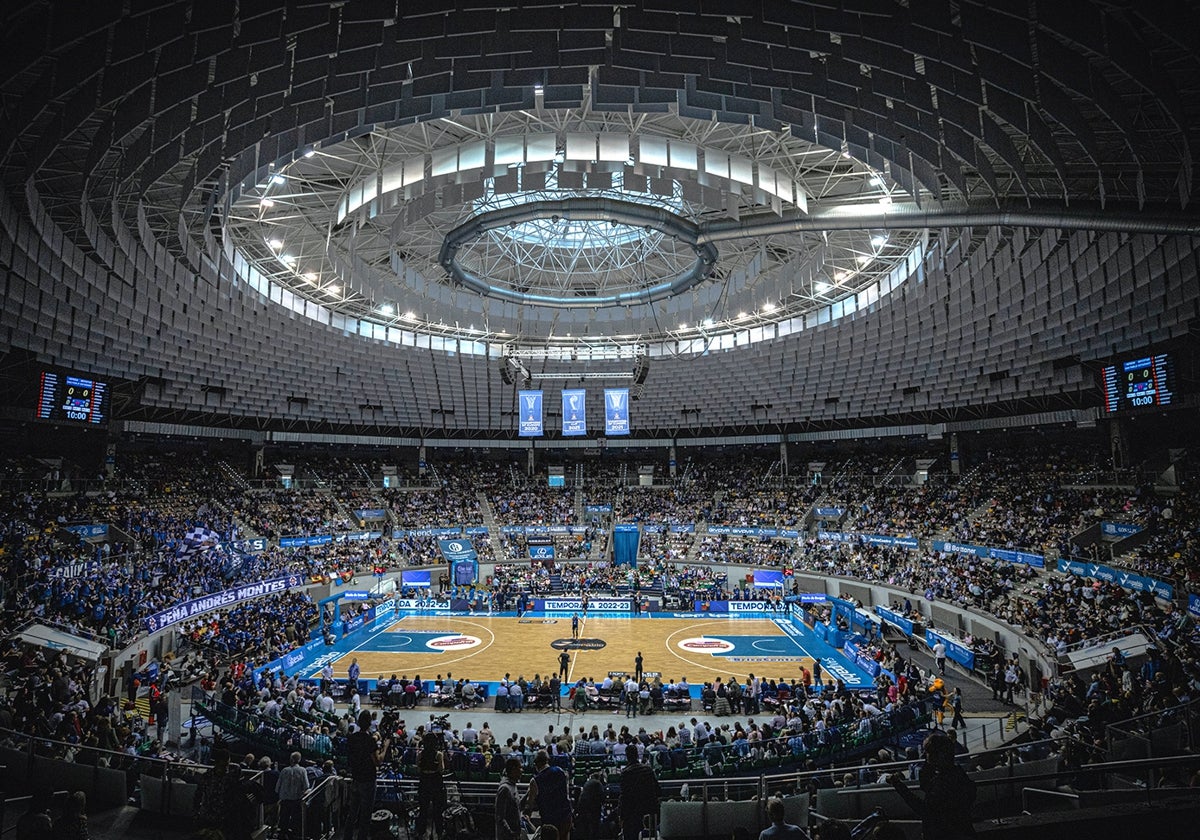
839, 582, 872, 606
3, 173, 1198, 431
813, 756, 1060, 821
0, 744, 129, 809
659, 793, 809, 840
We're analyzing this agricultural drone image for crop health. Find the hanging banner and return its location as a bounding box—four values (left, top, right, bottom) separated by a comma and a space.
144, 574, 306, 632
519, 390, 543, 437
562, 389, 586, 436
604, 388, 630, 435
437, 539, 478, 563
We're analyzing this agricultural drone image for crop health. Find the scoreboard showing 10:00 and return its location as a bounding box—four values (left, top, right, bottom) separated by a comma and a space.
36, 370, 110, 425
1102, 353, 1175, 413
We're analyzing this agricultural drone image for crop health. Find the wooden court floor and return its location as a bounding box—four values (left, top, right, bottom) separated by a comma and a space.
316, 614, 817, 687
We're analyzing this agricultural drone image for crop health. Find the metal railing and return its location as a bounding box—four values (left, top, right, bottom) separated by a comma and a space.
1105, 695, 1200, 760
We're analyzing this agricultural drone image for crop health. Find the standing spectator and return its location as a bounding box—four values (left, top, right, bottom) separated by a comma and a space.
950, 688, 966, 730
153, 692, 169, 744
277, 752, 310, 840
575, 771, 604, 840
344, 710, 389, 840
52, 792, 89, 840
348, 658, 361, 692
417, 732, 447, 840
990, 663, 1004, 702
634, 652, 644, 684
624, 676, 639, 719
16, 793, 52, 840
933, 641, 947, 677
525, 750, 573, 840
259, 756, 281, 833
618, 744, 660, 840
196, 748, 233, 833
495, 758, 524, 840
758, 798, 806, 840
1004, 662, 1019, 705
321, 661, 335, 695
889, 733, 976, 839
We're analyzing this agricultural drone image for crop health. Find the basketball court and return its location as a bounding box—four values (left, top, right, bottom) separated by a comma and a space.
299, 611, 877, 691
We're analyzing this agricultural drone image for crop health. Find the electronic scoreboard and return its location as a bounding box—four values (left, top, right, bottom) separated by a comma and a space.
1101, 354, 1175, 413
36, 370, 110, 425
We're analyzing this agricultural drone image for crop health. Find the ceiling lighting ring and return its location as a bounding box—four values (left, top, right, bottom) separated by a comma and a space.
438, 197, 719, 308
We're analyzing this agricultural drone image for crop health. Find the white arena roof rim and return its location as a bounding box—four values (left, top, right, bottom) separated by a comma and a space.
214, 105, 927, 354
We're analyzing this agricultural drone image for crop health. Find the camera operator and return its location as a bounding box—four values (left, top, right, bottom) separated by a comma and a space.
344, 710, 391, 840
418, 731, 448, 840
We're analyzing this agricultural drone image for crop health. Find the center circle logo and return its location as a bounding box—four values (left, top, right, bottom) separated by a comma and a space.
677, 637, 734, 653
426, 634, 481, 650
551, 638, 607, 651
448, 541, 463, 552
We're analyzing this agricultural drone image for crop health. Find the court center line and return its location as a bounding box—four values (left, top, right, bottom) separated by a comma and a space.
566, 612, 586, 686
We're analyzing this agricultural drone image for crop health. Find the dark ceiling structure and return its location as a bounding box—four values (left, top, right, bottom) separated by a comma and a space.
1, 0, 1198, 439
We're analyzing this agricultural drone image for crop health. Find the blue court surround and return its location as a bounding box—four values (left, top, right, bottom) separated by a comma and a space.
290, 609, 876, 692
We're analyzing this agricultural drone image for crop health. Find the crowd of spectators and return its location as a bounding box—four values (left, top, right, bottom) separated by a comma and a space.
3, 444, 1197, 706
490, 487, 577, 526
0, 643, 167, 761
184, 591, 317, 658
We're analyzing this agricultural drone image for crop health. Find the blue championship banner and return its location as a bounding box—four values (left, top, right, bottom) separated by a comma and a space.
562, 389, 586, 435
437, 538, 478, 563
519, 390, 543, 437
605, 388, 630, 435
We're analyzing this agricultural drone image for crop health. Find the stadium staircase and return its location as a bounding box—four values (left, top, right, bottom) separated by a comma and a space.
321, 487, 360, 532
353, 461, 372, 485
476, 491, 503, 565
216, 459, 251, 491
878, 457, 908, 486
800, 489, 835, 532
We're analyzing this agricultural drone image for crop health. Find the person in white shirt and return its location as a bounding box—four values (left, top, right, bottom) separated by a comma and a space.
461, 723, 478, 745
623, 677, 639, 717
933, 641, 947, 676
